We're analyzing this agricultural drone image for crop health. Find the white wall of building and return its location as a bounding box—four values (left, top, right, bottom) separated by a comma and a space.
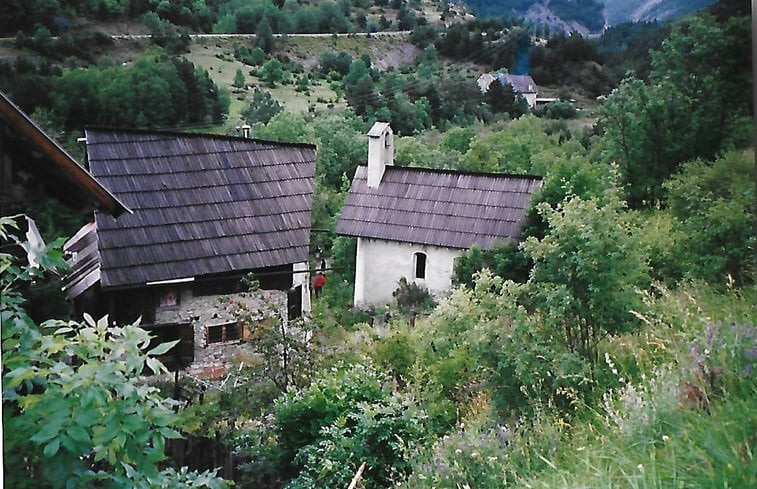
353, 237, 463, 307
292, 261, 311, 314
523, 92, 538, 108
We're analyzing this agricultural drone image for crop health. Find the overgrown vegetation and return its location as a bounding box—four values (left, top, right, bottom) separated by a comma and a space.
1, 1, 754, 488
1, 216, 229, 489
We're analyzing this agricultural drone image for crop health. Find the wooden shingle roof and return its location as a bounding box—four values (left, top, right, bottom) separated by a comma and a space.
337, 166, 541, 249
86, 128, 316, 288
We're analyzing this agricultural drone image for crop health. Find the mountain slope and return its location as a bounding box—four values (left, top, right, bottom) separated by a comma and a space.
603, 0, 717, 25
460, 0, 605, 34
458, 0, 718, 33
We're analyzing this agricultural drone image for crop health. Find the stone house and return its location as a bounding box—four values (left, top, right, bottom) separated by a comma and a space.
63, 128, 316, 377
477, 73, 540, 108
336, 123, 542, 307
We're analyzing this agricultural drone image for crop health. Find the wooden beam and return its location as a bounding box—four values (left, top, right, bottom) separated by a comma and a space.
347, 462, 366, 489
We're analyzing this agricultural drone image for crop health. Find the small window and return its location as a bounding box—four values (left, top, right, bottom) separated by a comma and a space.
206, 322, 241, 345
414, 252, 427, 280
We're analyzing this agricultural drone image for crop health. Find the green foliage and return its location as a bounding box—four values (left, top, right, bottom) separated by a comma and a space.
418, 271, 593, 416
318, 51, 352, 78
394, 135, 450, 169
594, 21, 670, 82
521, 155, 612, 239
596, 13, 752, 206
241, 88, 283, 125
143, 12, 192, 53
330, 236, 356, 285
453, 242, 531, 287
3, 54, 228, 131
663, 150, 756, 285
233, 67, 246, 88
253, 111, 311, 143
287, 396, 429, 489
484, 79, 527, 118
532, 100, 577, 119
401, 414, 567, 489
392, 277, 436, 313
530, 31, 612, 98
595, 77, 692, 206
260, 58, 284, 87
227, 301, 316, 393
1, 215, 229, 489
459, 115, 558, 174
256, 17, 274, 53
272, 364, 387, 470
431, 18, 529, 68
373, 327, 417, 383
311, 111, 366, 188
440, 126, 475, 155
332, 54, 490, 135
522, 188, 651, 365
506, 283, 757, 489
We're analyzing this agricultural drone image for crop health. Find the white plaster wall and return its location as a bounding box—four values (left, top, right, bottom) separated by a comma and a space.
293, 261, 311, 314
523, 93, 538, 108
354, 237, 462, 307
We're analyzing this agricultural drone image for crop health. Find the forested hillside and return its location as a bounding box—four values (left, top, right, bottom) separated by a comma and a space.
1, 0, 754, 488
1, 0, 457, 37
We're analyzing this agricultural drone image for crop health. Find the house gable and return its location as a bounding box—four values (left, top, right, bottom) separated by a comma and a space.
84, 128, 317, 289
337, 123, 542, 306
337, 166, 542, 249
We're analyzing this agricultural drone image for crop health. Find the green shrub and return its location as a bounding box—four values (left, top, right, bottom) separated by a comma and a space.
287, 396, 429, 489
241, 88, 283, 125
533, 100, 577, 119
664, 150, 756, 285
373, 328, 417, 382
392, 277, 436, 313
273, 364, 386, 470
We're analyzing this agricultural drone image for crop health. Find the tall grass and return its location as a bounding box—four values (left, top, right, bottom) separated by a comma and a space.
521, 282, 757, 489
401, 282, 757, 489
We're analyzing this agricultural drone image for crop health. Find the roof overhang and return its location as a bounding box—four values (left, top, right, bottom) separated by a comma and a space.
0, 91, 131, 218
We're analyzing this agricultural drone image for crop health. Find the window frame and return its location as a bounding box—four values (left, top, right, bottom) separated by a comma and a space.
414, 251, 427, 280
205, 321, 241, 345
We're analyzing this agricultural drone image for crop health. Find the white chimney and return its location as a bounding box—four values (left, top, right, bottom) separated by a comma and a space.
241, 124, 251, 138
366, 122, 393, 189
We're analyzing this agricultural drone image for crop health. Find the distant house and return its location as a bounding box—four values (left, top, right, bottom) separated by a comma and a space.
0, 91, 128, 220
337, 123, 542, 307
63, 128, 317, 376
477, 73, 540, 108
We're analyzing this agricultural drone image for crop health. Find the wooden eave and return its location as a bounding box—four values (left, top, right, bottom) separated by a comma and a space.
0, 92, 130, 217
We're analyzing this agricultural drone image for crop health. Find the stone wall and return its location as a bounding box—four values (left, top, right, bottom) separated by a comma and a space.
155, 286, 287, 378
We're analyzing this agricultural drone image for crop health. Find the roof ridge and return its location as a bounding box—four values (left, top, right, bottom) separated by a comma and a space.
357, 164, 543, 181
85, 126, 317, 150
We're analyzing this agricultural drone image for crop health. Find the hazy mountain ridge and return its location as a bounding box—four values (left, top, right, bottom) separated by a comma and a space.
603, 0, 717, 25
458, 0, 718, 33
